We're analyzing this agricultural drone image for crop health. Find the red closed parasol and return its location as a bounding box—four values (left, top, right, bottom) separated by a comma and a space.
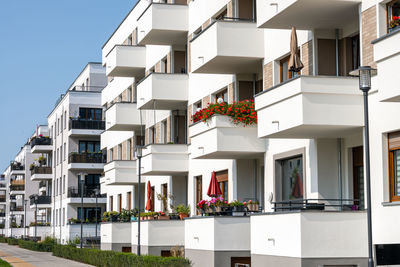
207, 171, 222, 197
145, 181, 152, 211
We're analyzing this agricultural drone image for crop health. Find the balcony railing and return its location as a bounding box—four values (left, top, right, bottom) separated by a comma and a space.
0, 184, 6, 188
69, 119, 105, 130
0, 197, 6, 203
30, 166, 52, 175
30, 137, 52, 148
68, 152, 105, 164
39, 181, 46, 188
10, 179, 25, 186
30, 195, 51, 206
67, 186, 106, 198
10, 185, 25, 191
9, 195, 16, 200
272, 199, 360, 212
10, 206, 24, 212
0, 213, 5, 217
10, 163, 24, 171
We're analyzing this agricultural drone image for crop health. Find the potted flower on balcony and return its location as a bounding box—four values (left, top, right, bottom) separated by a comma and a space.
176, 204, 190, 220
245, 200, 260, 212
230, 200, 245, 216
196, 200, 206, 215
38, 155, 46, 166
214, 197, 228, 214
390, 16, 400, 32
157, 212, 170, 220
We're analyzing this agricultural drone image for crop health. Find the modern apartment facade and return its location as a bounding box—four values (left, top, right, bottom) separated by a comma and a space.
48, 62, 108, 244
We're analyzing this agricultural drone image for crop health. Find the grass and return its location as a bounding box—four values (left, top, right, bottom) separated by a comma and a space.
0, 258, 12, 267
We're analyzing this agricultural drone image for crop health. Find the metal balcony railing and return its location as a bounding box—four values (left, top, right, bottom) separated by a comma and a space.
68, 152, 105, 164
272, 199, 360, 212
10, 206, 24, 212
69, 119, 105, 130
39, 181, 46, 188
10, 185, 25, 191
10, 163, 24, 171
30, 166, 52, 176
0, 213, 5, 218
0, 197, 6, 203
30, 195, 51, 206
67, 186, 106, 198
30, 137, 52, 148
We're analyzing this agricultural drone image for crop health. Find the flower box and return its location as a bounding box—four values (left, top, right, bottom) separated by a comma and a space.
157, 215, 170, 220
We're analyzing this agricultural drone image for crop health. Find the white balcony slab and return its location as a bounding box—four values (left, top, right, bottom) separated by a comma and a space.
101, 222, 131, 247
255, 76, 363, 139
104, 160, 138, 185
67, 163, 105, 171
10, 170, 25, 176
105, 45, 146, 78
105, 102, 142, 131
257, 0, 360, 30
131, 220, 184, 247
189, 115, 265, 159
31, 145, 53, 154
137, 73, 188, 110
190, 21, 264, 74
137, 3, 188, 45
31, 173, 52, 181
251, 211, 367, 258
65, 197, 107, 205
185, 216, 250, 251
141, 144, 188, 175
10, 190, 25, 195
68, 129, 104, 137
373, 30, 400, 102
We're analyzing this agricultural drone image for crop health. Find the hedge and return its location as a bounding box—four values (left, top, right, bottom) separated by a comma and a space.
52, 245, 191, 267
18, 239, 53, 252
0, 237, 7, 243
0, 258, 12, 267
6, 238, 18, 246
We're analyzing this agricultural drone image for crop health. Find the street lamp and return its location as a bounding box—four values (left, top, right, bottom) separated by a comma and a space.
24, 198, 27, 239
135, 145, 143, 256
350, 66, 377, 267
78, 172, 87, 249
93, 188, 100, 241
34, 194, 39, 239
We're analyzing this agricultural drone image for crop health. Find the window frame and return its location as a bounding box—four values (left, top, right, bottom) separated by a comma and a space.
388, 131, 400, 202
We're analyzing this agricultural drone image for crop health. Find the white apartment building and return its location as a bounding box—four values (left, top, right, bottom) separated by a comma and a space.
48, 62, 108, 244
4, 144, 39, 239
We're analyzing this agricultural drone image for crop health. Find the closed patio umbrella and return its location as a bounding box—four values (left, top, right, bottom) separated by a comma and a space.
288, 26, 304, 73
207, 171, 222, 197
145, 181, 152, 211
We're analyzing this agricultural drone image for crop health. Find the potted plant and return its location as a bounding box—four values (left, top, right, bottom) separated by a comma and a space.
196, 200, 206, 215
230, 200, 245, 216
147, 212, 155, 220
214, 197, 228, 213
157, 212, 170, 220
38, 155, 46, 166
245, 200, 259, 212
390, 16, 400, 32
176, 204, 190, 220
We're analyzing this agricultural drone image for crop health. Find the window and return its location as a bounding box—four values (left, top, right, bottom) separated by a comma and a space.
109, 148, 114, 162
280, 55, 300, 83
149, 127, 155, 144
61, 115, 63, 131
215, 89, 228, 103
127, 87, 132, 103
127, 192, 132, 210
389, 132, 400, 202
64, 111, 67, 129
118, 144, 122, 160
195, 176, 202, 215
162, 120, 168, 144
79, 141, 100, 153
118, 194, 122, 213
57, 148, 59, 165
59, 177, 62, 195
216, 170, 228, 201
63, 175, 66, 194
109, 196, 114, 211
194, 101, 202, 113
77, 207, 101, 222
57, 118, 60, 134
62, 208, 65, 226
60, 146, 62, 163
278, 155, 304, 201
79, 108, 102, 120
63, 143, 66, 161
127, 139, 132, 160
387, 0, 400, 32
162, 184, 168, 212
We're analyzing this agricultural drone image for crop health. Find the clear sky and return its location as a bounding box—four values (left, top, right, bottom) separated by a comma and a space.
0, 0, 137, 170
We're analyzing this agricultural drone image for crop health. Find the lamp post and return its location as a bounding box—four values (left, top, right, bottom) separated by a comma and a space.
93, 188, 100, 241
135, 146, 143, 256
78, 173, 87, 249
24, 198, 27, 239
34, 194, 39, 239
350, 66, 377, 267
10, 214, 14, 238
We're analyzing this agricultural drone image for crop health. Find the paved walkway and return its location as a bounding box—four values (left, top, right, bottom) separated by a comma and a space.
0, 243, 93, 267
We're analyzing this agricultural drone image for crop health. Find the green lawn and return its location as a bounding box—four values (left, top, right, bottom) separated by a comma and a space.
0, 258, 11, 267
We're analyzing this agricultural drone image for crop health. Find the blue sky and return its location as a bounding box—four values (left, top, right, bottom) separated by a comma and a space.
0, 0, 137, 170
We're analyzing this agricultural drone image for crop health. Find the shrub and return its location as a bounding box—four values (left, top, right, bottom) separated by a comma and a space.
0, 258, 12, 267
52, 245, 191, 267
18, 237, 56, 252
0, 237, 7, 243
7, 238, 18, 246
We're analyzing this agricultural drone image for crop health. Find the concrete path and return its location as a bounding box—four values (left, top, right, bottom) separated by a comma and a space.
0, 243, 93, 267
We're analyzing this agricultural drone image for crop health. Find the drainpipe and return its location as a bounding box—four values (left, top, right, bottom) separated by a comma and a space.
254, 160, 257, 200
338, 138, 343, 211
252, 0, 256, 22
335, 29, 339, 76
252, 73, 256, 97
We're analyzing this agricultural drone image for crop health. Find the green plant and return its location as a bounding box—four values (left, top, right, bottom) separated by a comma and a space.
18, 238, 55, 252
229, 200, 244, 207
176, 204, 190, 215
52, 245, 191, 267
0, 237, 7, 243
7, 238, 19, 245
0, 258, 12, 267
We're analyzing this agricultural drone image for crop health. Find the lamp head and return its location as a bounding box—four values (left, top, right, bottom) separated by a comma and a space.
349, 66, 377, 92
135, 145, 143, 159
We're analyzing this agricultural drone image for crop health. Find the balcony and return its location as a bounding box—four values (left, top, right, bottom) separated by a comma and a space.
137, 73, 188, 110
105, 102, 142, 131
69, 119, 105, 137
137, 3, 188, 45
185, 217, 250, 266
29, 195, 51, 209
10, 163, 24, 175
131, 220, 184, 254
0, 197, 5, 203
0, 212, 5, 218
68, 152, 105, 170
251, 211, 367, 262
256, 0, 360, 30
141, 144, 188, 175
10, 206, 24, 212
30, 166, 52, 181
190, 20, 264, 74
101, 222, 131, 251
10, 181, 25, 195
30, 137, 52, 154
255, 76, 363, 139
104, 45, 146, 78
189, 115, 265, 159
103, 160, 138, 185
373, 29, 400, 102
